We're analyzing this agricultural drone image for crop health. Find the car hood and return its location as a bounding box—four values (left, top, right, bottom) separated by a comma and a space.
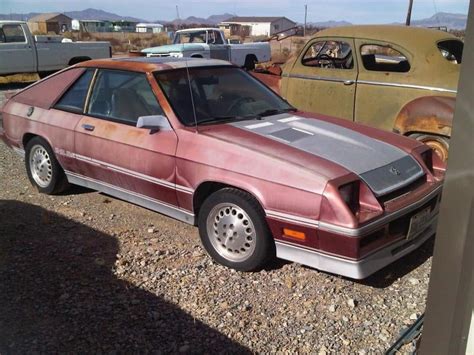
141, 43, 206, 54
223, 114, 424, 197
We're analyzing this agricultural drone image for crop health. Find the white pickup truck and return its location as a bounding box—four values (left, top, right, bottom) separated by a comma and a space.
142, 28, 271, 70
0, 21, 111, 77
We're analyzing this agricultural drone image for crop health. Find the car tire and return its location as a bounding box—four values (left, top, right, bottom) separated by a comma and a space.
244, 55, 257, 71
198, 188, 275, 271
25, 137, 69, 194
409, 133, 450, 162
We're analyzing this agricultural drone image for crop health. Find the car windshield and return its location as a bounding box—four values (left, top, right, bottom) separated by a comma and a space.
154, 66, 295, 126
173, 31, 207, 44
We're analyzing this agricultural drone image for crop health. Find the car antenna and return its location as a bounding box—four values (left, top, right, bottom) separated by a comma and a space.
184, 59, 199, 130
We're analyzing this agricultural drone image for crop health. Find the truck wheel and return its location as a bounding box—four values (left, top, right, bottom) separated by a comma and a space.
25, 137, 69, 194
409, 133, 450, 162
244, 55, 257, 71
38, 71, 54, 79
198, 188, 275, 271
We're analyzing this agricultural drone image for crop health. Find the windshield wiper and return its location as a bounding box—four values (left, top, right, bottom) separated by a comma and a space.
255, 107, 297, 118
197, 115, 260, 126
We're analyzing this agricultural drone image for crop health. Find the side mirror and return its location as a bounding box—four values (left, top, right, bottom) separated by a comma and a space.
136, 115, 172, 133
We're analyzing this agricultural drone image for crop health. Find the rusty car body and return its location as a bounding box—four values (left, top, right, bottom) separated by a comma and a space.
253, 25, 462, 161
0, 57, 445, 279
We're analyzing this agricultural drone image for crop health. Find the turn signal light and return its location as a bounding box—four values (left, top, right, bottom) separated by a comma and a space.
283, 228, 306, 241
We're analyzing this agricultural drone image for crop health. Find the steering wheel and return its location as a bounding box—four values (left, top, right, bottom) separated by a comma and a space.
226, 97, 256, 115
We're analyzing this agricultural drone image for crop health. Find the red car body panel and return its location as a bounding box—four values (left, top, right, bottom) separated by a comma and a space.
0, 58, 445, 279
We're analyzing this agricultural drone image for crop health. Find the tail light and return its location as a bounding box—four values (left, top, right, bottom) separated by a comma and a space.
420, 149, 434, 173
339, 182, 360, 216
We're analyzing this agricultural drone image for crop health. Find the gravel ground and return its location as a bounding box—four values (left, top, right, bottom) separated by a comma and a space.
0, 85, 433, 353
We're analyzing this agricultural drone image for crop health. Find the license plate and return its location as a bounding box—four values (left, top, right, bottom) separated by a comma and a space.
407, 208, 431, 240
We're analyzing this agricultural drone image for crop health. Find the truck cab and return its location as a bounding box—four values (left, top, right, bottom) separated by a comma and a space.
142, 27, 271, 70
0, 21, 111, 76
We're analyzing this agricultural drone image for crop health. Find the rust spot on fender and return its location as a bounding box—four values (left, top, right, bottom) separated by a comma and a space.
394, 96, 455, 137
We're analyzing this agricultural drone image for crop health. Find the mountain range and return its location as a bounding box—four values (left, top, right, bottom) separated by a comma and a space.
0, 8, 467, 29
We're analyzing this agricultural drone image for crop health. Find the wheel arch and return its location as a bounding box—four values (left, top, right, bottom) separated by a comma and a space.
193, 180, 266, 222
244, 54, 258, 70
190, 53, 203, 58
393, 96, 455, 137
68, 56, 92, 65
22, 133, 58, 162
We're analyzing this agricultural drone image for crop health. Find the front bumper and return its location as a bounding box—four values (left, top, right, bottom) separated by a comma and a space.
275, 216, 436, 279
268, 184, 442, 279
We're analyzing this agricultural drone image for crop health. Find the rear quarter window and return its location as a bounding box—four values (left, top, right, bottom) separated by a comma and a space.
360, 45, 410, 73
54, 69, 95, 113
10, 68, 86, 110
438, 40, 463, 64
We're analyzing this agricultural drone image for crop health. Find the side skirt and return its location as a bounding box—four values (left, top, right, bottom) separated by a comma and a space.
65, 171, 195, 225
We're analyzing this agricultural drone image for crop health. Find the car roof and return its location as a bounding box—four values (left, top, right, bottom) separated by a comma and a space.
0, 21, 27, 25
315, 25, 459, 48
176, 28, 219, 33
79, 56, 233, 73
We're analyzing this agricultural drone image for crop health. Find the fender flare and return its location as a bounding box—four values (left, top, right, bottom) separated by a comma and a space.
393, 96, 455, 137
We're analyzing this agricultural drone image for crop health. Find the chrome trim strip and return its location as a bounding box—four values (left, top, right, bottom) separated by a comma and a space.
357, 80, 457, 94
266, 184, 441, 237
55, 150, 194, 195
65, 171, 195, 224
275, 221, 435, 279
12, 147, 25, 158
265, 210, 320, 228
286, 73, 351, 84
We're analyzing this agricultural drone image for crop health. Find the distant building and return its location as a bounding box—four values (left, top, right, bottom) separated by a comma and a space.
71, 19, 113, 33
111, 20, 138, 32
136, 23, 164, 34
219, 16, 296, 37
28, 13, 72, 34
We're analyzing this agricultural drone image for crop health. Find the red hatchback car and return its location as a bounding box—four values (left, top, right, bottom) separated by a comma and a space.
0, 57, 445, 279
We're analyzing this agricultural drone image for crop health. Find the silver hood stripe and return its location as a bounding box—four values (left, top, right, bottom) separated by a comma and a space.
232, 114, 424, 196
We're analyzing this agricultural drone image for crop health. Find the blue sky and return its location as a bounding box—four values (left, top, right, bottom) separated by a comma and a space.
0, 0, 470, 23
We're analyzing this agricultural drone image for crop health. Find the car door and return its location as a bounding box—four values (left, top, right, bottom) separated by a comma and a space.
208, 30, 230, 61
0, 23, 36, 75
354, 39, 418, 131
284, 37, 358, 121
73, 69, 180, 209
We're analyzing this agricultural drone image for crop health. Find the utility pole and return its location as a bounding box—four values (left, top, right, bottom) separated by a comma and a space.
176, 5, 181, 29
304, 4, 308, 37
406, 0, 414, 26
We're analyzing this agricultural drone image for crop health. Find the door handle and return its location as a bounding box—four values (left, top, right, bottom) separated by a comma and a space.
343, 80, 355, 86
82, 124, 95, 131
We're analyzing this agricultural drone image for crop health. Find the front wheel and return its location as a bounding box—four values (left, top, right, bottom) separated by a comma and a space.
198, 188, 275, 271
409, 133, 450, 162
25, 137, 69, 194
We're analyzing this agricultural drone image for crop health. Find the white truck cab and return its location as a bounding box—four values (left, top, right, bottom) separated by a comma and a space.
0, 21, 111, 76
142, 28, 271, 70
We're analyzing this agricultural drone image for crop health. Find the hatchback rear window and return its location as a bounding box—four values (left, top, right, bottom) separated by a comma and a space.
438, 40, 463, 64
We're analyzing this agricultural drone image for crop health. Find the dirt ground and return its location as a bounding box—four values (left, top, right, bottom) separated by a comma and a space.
0, 83, 431, 353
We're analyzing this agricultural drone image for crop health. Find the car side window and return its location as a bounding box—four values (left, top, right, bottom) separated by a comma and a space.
55, 69, 95, 113
302, 40, 354, 69
87, 69, 164, 125
0, 25, 26, 43
211, 31, 224, 44
360, 44, 411, 73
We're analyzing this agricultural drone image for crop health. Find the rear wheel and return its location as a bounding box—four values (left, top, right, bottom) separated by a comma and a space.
198, 188, 274, 271
25, 137, 69, 194
409, 133, 450, 162
244, 55, 257, 71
